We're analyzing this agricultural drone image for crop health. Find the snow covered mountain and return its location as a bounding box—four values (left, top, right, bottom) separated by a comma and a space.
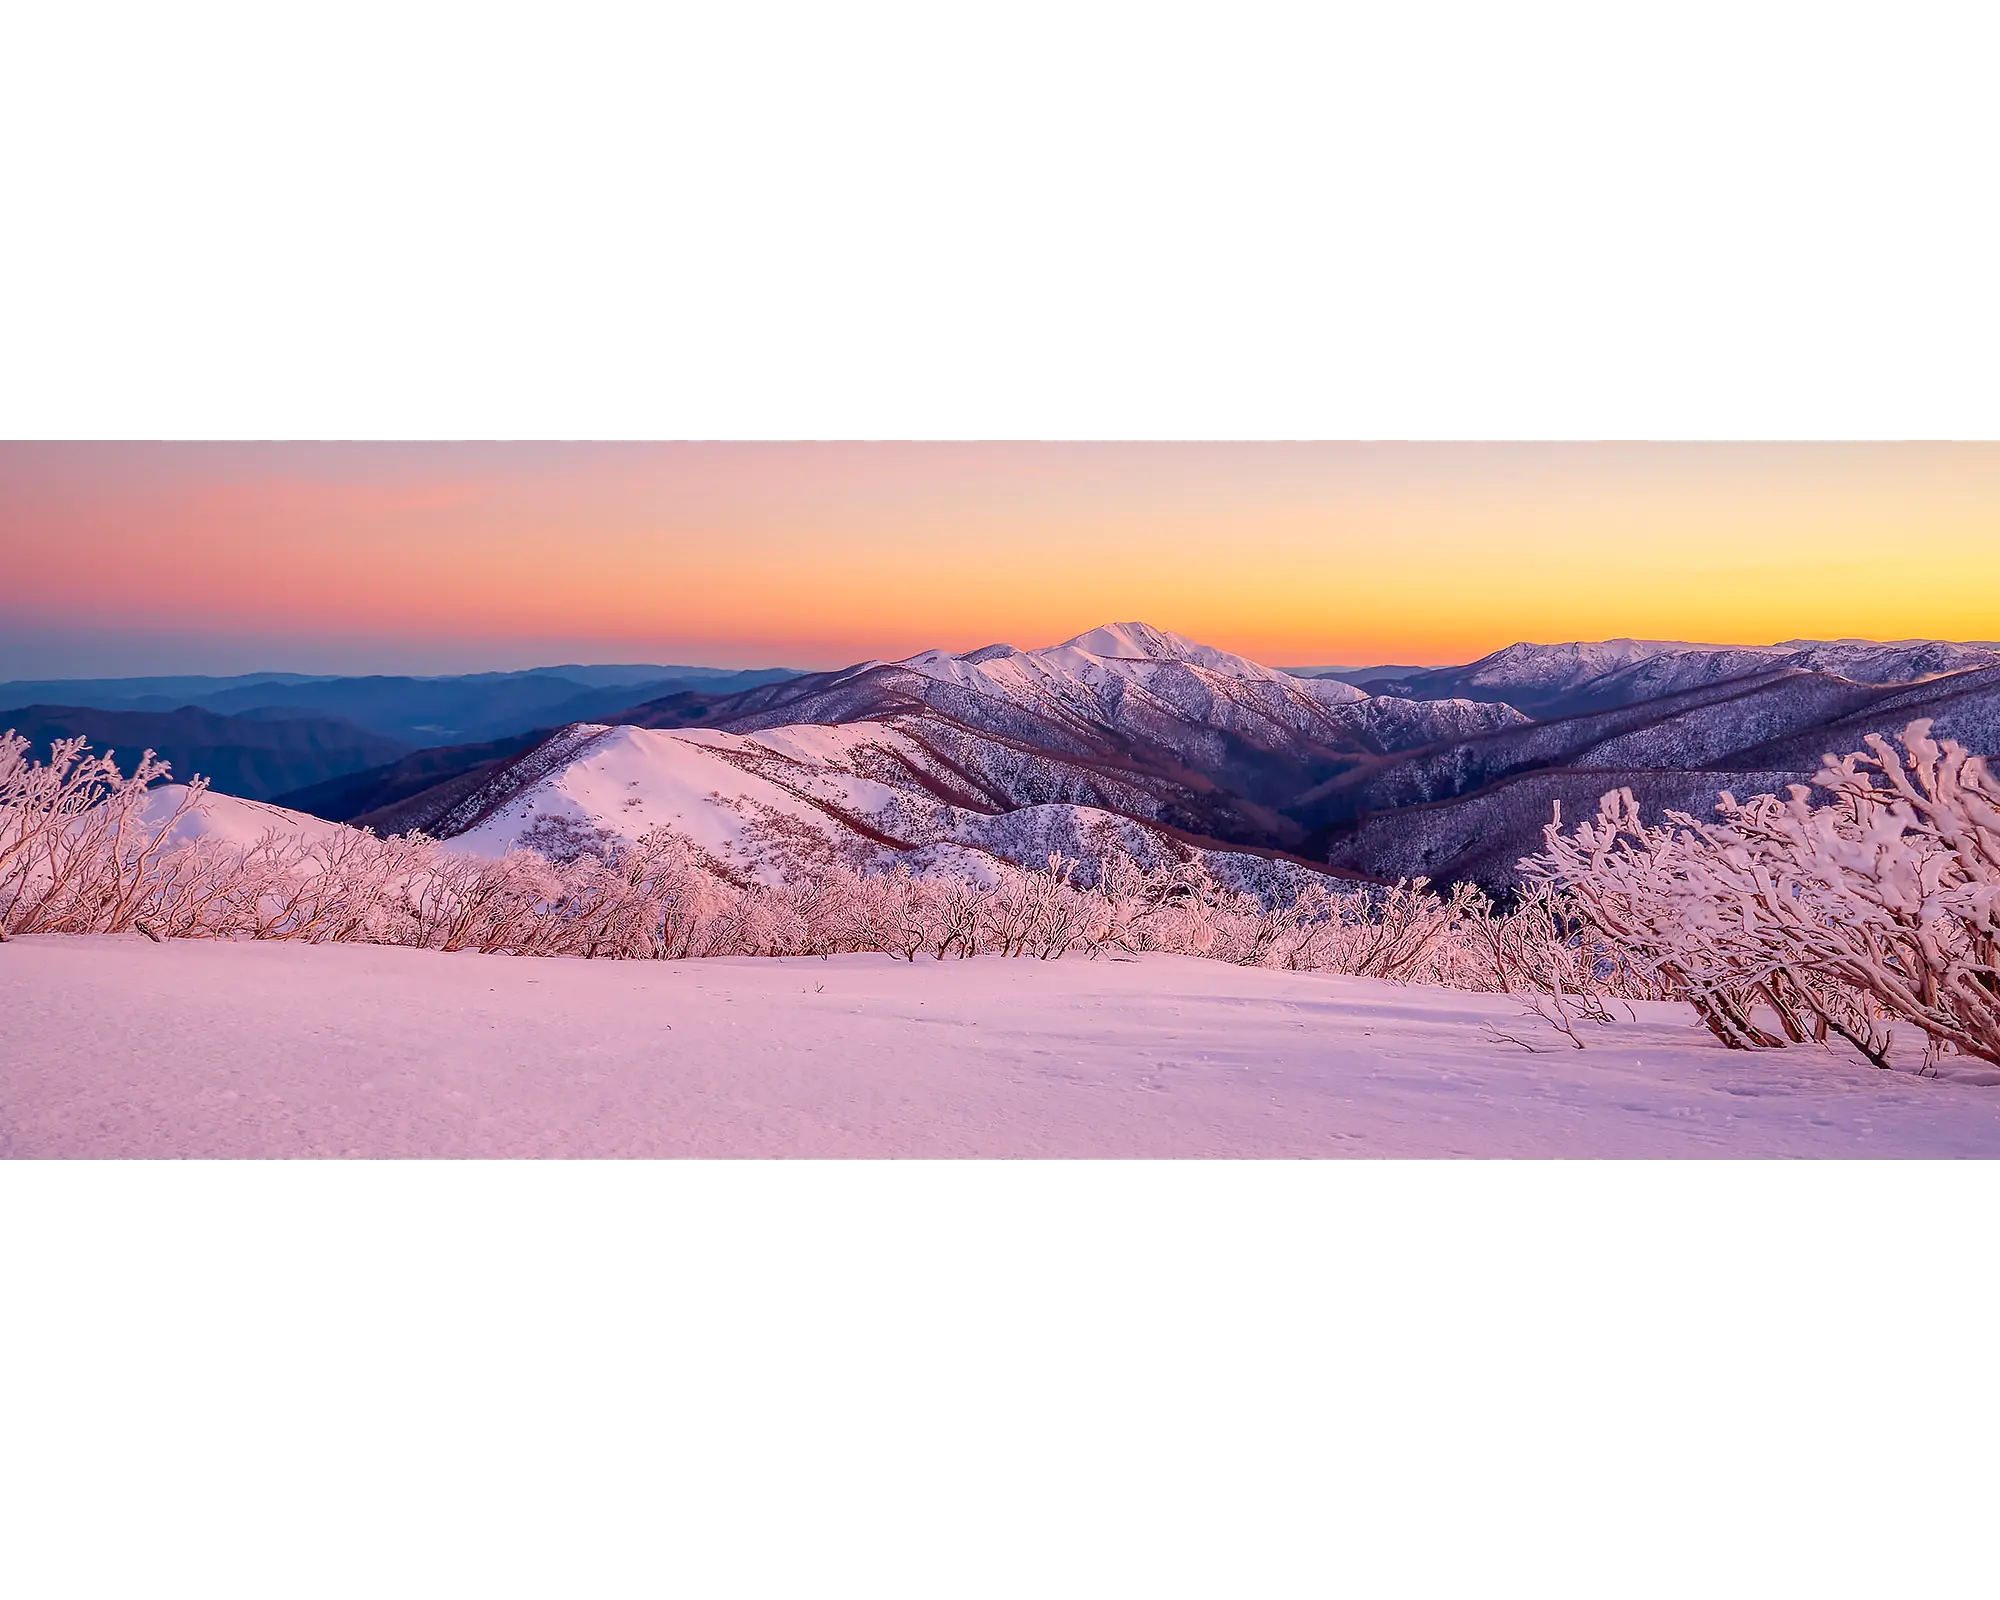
1317, 659, 2000, 889
296, 623, 1525, 896
628, 622, 1519, 770
1372, 637, 2000, 717
1389, 639, 1696, 705
241, 622, 2000, 901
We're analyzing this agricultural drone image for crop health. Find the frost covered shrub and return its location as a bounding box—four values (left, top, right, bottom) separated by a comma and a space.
1526, 720, 2000, 1068
0, 733, 205, 938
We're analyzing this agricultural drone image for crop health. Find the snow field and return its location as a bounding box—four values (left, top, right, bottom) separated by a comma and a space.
7, 935, 1999, 1158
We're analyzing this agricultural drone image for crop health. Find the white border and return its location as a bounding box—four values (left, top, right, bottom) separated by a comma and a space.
5, 3, 1996, 438
8, 1162, 1993, 1595
6, 5, 1995, 1594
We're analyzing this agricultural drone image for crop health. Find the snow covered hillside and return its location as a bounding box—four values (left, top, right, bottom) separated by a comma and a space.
133, 783, 354, 849
443, 720, 1326, 896
9, 935, 1997, 1158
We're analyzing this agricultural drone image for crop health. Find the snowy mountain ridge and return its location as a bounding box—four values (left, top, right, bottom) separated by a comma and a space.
1316, 658, 2000, 891
823, 621, 1368, 712
627, 622, 1498, 775
1376, 636, 2000, 716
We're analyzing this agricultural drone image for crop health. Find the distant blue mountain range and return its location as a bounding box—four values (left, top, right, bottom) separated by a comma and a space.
0, 664, 802, 747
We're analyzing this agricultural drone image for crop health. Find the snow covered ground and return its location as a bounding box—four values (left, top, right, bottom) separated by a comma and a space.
6, 936, 1999, 1157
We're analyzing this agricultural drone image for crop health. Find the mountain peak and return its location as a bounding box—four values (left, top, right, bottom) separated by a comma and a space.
1060, 621, 1205, 661
880, 623, 1278, 682
1056, 622, 1289, 683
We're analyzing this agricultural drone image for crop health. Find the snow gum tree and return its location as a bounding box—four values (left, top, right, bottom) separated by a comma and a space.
1526, 721, 2000, 1068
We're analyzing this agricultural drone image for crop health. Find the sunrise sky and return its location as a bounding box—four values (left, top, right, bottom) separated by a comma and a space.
4, 442, 1997, 678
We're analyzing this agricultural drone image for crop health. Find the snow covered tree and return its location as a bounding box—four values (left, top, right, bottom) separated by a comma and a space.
1525, 720, 2000, 1068
0, 731, 204, 938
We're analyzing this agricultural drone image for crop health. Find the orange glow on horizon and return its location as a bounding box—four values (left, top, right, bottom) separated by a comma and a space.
3, 442, 1997, 674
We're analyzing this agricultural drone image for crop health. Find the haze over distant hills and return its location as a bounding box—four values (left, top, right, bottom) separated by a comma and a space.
0, 664, 801, 798
0, 663, 799, 743
13, 627, 2000, 893
3, 704, 412, 805
1285, 665, 1435, 690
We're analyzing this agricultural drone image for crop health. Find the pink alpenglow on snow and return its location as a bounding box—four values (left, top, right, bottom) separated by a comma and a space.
6, 936, 2000, 1159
